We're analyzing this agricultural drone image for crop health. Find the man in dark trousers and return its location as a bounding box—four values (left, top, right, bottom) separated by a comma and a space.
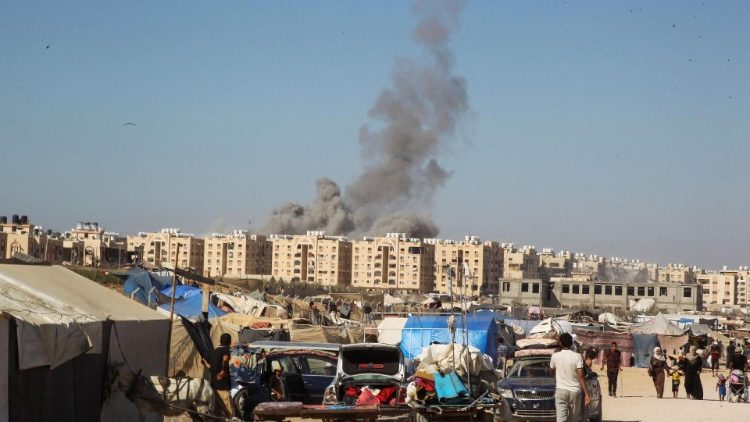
600, 341, 622, 397
202, 333, 233, 416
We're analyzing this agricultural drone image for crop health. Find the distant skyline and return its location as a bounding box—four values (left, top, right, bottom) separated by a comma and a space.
1, 1, 748, 270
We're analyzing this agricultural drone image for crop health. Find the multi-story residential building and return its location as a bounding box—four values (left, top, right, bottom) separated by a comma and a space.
657, 264, 696, 284
270, 231, 352, 287
204, 230, 272, 278
502, 244, 540, 279
539, 249, 572, 281
126, 228, 204, 272
0, 214, 64, 262
61, 221, 127, 267
350, 233, 435, 293
426, 236, 503, 296
698, 271, 737, 308
498, 276, 701, 313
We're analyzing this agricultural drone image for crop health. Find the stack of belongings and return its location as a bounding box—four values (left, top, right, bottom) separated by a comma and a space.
406, 343, 498, 406
342, 385, 400, 406
515, 317, 571, 358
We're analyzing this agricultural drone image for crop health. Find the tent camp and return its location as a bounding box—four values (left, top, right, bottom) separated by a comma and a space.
630, 314, 685, 336
0, 264, 170, 422
399, 313, 498, 364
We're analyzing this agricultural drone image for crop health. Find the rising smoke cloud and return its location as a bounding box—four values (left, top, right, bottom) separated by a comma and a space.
263, 0, 468, 238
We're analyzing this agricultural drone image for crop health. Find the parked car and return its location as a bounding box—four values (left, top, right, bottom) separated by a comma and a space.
496, 352, 602, 422
322, 343, 406, 406
230, 342, 340, 419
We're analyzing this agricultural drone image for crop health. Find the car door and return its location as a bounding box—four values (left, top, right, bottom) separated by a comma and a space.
299, 355, 337, 404
270, 355, 306, 403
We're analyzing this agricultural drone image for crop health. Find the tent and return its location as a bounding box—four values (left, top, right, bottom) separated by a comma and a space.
630, 314, 685, 336
399, 313, 498, 364
687, 323, 712, 337
377, 317, 408, 345
632, 333, 660, 368
573, 329, 634, 368
0, 264, 169, 422
157, 286, 226, 319
598, 312, 619, 325
122, 267, 172, 306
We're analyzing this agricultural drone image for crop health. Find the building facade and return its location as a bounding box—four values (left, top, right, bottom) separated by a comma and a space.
270, 231, 352, 287
657, 264, 696, 284
126, 228, 204, 272
0, 215, 64, 262
350, 233, 435, 293
502, 245, 540, 279
204, 230, 272, 278
61, 221, 127, 267
427, 236, 503, 296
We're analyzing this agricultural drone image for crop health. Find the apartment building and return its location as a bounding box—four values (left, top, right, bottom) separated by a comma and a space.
270, 231, 352, 287
502, 244, 540, 279
657, 264, 696, 284
426, 236, 503, 296
126, 228, 204, 272
350, 233, 435, 293
539, 249, 572, 281
61, 221, 127, 267
0, 215, 64, 262
698, 272, 737, 307
204, 230, 272, 278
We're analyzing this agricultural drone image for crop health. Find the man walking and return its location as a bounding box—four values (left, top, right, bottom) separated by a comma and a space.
201, 333, 233, 417
600, 341, 622, 397
551, 333, 590, 422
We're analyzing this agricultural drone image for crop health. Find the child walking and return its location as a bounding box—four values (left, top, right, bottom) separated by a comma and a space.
670, 365, 683, 398
717, 374, 727, 401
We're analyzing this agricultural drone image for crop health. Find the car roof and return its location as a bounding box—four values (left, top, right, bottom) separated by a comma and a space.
340, 343, 401, 352
249, 341, 342, 352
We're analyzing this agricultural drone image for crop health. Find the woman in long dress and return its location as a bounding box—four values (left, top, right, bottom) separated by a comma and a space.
649, 347, 669, 398
680, 346, 704, 400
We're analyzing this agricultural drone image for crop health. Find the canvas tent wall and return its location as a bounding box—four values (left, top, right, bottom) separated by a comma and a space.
0, 264, 170, 422
399, 313, 498, 364
573, 329, 634, 368
630, 314, 685, 336
631, 333, 659, 368
377, 317, 408, 345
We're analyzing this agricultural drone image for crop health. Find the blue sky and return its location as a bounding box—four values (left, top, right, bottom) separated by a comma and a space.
1, 1, 748, 269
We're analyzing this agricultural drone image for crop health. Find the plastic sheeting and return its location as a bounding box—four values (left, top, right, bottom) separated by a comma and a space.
377, 317, 408, 345
399, 313, 498, 365
632, 334, 659, 368
158, 289, 226, 319
122, 267, 171, 306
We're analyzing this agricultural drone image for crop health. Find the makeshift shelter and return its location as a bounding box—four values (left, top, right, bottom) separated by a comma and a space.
631, 334, 660, 368
630, 314, 685, 336
687, 323, 712, 337
598, 312, 619, 325
399, 313, 498, 364
377, 317, 408, 345
0, 264, 170, 422
573, 329, 634, 368
157, 286, 226, 319
213, 292, 286, 318
122, 267, 172, 306
657, 334, 689, 357
289, 323, 364, 344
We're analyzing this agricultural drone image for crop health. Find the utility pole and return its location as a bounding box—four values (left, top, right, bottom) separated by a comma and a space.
164, 242, 181, 373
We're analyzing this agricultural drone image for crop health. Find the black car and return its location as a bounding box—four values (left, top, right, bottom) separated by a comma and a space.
496, 353, 602, 422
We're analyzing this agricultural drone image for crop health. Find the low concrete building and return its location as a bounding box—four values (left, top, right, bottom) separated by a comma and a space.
497, 278, 544, 307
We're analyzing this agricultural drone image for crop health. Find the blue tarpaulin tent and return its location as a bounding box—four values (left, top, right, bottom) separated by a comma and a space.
158, 288, 226, 319
122, 267, 172, 306
400, 313, 498, 364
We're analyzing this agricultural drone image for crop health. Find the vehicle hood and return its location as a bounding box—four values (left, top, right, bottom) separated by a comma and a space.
499, 377, 556, 390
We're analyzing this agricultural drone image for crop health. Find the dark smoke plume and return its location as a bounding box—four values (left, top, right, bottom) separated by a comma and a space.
264, 0, 468, 238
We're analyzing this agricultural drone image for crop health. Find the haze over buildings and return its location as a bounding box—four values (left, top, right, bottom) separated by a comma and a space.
2, 1, 749, 269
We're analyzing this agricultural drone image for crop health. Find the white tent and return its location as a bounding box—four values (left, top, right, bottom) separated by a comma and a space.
630, 314, 685, 336
0, 264, 170, 422
598, 312, 619, 325
377, 317, 408, 345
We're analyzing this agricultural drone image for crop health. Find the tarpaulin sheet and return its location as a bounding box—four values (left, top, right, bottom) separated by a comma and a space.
657, 334, 688, 357
158, 290, 226, 319
180, 316, 213, 361
632, 334, 659, 368
573, 329, 634, 367
290, 324, 363, 344
377, 317, 408, 345
399, 313, 497, 364
122, 267, 171, 306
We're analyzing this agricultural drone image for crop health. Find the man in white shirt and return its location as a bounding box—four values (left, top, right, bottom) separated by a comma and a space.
550, 333, 590, 422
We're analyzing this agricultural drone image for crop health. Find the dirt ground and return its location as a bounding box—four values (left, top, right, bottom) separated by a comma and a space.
594, 367, 747, 422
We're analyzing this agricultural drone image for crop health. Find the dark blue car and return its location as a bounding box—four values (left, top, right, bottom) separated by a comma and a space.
497, 354, 602, 422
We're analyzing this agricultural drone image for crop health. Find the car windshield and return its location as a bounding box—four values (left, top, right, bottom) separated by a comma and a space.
508, 357, 553, 378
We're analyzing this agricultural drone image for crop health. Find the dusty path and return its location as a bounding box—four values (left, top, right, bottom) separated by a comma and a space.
596, 367, 746, 422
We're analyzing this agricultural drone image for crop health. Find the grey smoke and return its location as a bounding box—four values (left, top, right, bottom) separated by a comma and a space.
264, 0, 468, 238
